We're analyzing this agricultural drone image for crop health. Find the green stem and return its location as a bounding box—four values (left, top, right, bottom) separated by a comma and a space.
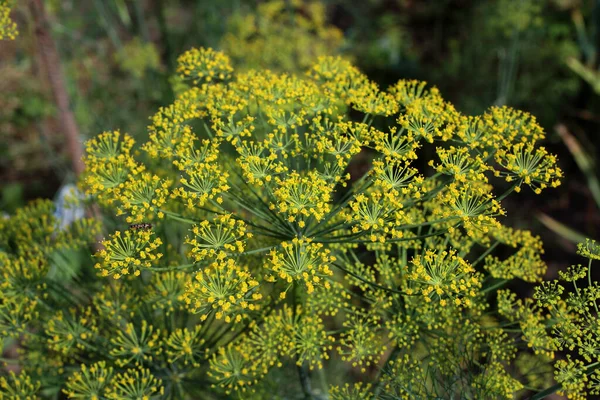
471, 241, 500, 267
151, 263, 197, 272
318, 227, 450, 244
482, 279, 509, 293
333, 263, 407, 295
496, 182, 519, 202
241, 245, 276, 256
588, 259, 598, 314
161, 209, 199, 224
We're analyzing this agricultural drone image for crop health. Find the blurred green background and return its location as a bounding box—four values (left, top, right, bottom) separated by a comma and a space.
2, 0, 599, 269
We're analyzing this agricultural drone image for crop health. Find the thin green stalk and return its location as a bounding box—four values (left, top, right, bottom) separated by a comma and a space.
92, 0, 122, 49
332, 263, 407, 295
241, 245, 276, 256
587, 259, 599, 314
496, 182, 519, 202
318, 227, 450, 244
161, 209, 200, 225
482, 279, 509, 294
151, 263, 197, 272
133, 0, 150, 42
232, 169, 290, 229
471, 241, 500, 267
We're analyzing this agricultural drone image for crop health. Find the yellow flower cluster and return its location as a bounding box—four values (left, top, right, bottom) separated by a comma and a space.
116, 173, 171, 223
186, 214, 250, 261
177, 47, 234, 84
271, 171, 333, 227
82, 131, 144, 208
407, 249, 481, 307
165, 325, 205, 367
183, 258, 262, 322
95, 229, 163, 279
266, 238, 334, 295
485, 226, 547, 282
109, 320, 161, 367
0, 371, 39, 399
337, 312, 387, 373
208, 304, 334, 394
495, 143, 563, 193
0, 0, 17, 40
46, 307, 98, 356
7, 44, 566, 399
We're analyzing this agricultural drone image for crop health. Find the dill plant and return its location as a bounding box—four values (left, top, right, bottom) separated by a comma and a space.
3, 46, 594, 399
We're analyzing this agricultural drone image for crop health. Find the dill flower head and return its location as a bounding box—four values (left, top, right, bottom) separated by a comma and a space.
495, 143, 563, 193
85, 130, 136, 163
0, 199, 100, 256
95, 229, 163, 279
82, 131, 144, 206
378, 354, 428, 399
292, 309, 334, 370
46, 307, 98, 356
105, 367, 164, 400
0, 0, 17, 40
439, 183, 505, 239
109, 320, 162, 367
92, 280, 139, 323
471, 362, 524, 399
183, 258, 261, 322
165, 325, 205, 367
208, 345, 258, 395
175, 166, 230, 208
143, 271, 188, 315
186, 214, 250, 261
408, 249, 481, 307
555, 356, 588, 399
0, 296, 38, 338
271, 170, 333, 226
266, 238, 334, 296
337, 311, 387, 373
116, 173, 171, 223
0, 371, 40, 400
63, 361, 114, 400
578, 238, 600, 261
177, 47, 233, 84
329, 382, 372, 400
485, 226, 547, 282
431, 146, 488, 183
